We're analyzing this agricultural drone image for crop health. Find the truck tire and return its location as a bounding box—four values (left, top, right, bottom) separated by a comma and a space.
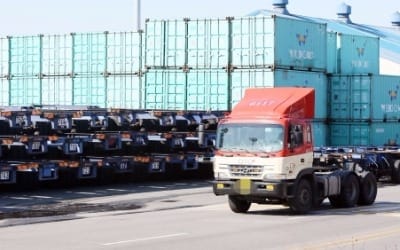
329, 173, 359, 208
228, 195, 251, 213
391, 160, 400, 183
288, 179, 313, 214
358, 172, 377, 206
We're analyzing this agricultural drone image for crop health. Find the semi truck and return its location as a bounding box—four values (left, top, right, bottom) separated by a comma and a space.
212, 87, 378, 214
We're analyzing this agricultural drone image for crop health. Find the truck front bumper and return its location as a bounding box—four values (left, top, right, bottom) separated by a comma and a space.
212, 179, 293, 199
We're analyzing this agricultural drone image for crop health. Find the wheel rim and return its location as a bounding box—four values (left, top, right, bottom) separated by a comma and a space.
300, 188, 311, 205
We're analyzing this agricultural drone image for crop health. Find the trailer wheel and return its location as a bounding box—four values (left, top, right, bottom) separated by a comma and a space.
391, 160, 400, 183
288, 179, 313, 214
228, 195, 251, 213
358, 172, 377, 206
329, 173, 359, 208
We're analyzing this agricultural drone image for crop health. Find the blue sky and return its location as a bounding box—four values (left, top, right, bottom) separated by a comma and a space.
0, 0, 399, 36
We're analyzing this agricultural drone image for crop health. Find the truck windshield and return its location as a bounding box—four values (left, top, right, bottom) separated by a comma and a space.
216, 123, 284, 152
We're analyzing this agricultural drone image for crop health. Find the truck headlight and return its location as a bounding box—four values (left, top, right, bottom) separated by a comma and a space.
215, 171, 229, 180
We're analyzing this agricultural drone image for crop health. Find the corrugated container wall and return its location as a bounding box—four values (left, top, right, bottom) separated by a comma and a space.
42, 77, 73, 105
73, 76, 106, 107
106, 32, 142, 74
337, 33, 380, 74
231, 16, 327, 71
42, 34, 72, 76
187, 18, 230, 69
0, 78, 8, 105
106, 75, 142, 109
231, 69, 327, 119
329, 122, 400, 146
144, 69, 229, 110
0, 37, 9, 77
312, 121, 328, 147
329, 74, 400, 121
0, 32, 143, 107
9, 77, 41, 105
329, 123, 370, 146
9, 36, 41, 77
326, 32, 338, 74
72, 33, 106, 76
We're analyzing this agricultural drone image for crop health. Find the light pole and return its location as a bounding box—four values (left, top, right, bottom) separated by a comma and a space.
137, 0, 141, 31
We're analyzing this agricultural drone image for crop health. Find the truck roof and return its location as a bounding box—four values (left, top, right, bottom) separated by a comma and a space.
230, 87, 315, 119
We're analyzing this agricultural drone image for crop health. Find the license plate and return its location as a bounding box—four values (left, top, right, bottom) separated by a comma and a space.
82, 166, 91, 176
0, 171, 10, 181
217, 183, 224, 189
237, 179, 251, 195
119, 161, 128, 170
32, 142, 42, 152
151, 162, 160, 170
69, 143, 79, 152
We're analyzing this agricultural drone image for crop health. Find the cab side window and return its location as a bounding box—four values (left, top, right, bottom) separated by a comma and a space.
290, 124, 304, 148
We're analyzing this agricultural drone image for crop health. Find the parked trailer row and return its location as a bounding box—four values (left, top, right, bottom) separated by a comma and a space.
0, 107, 223, 190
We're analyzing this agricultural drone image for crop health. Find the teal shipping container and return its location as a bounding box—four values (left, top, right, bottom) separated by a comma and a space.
329, 74, 371, 121
329, 74, 400, 121
9, 36, 41, 77
336, 33, 380, 74
0, 78, 9, 105
106, 75, 142, 109
370, 75, 400, 121
164, 19, 187, 69
42, 34, 73, 76
144, 19, 166, 69
231, 15, 327, 71
231, 69, 327, 119
42, 77, 73, 105
144, 19, 187, 69
145, 18, 230, 69
186, 69, 229, 110
72, 33, 106, 76
5, 75, 143, 108
187, 18, 230, 69
0, 37, 8, 77
329, 122, 370, 146
312, 121, 328, 147
144, 69, 229, 110
329, 122, 400, 146
106, 32, 142, 74
9, 77, 41, 105
73, 76, 106, 107
326, 32, 338, 74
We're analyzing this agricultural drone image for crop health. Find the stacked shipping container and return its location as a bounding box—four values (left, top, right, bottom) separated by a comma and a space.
1, 14, 400, 146
0, 32, 143, 108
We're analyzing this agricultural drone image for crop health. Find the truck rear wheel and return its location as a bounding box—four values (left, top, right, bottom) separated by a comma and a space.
391, 160, 400, 183
288, 179, 313, 214
228, 195, 251, 213
358, 172, 377, 206
329, 173, 359, 208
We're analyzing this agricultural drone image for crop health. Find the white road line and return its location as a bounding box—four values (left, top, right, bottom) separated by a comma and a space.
102, 233, 188, 246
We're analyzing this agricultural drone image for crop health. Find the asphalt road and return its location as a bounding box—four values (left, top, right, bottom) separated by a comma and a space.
1, 181, 400, 250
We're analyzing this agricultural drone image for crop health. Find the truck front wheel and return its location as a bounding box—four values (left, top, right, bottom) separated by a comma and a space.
288, 179, 313, 214
228, 195, 251, 213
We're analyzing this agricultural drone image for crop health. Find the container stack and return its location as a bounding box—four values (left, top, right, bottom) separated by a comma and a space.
143, 18, 230, 110
326, 32, 400, 146
0, 32, 143, 109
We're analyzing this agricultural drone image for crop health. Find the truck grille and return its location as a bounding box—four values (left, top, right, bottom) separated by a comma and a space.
229, 165, 263, 178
